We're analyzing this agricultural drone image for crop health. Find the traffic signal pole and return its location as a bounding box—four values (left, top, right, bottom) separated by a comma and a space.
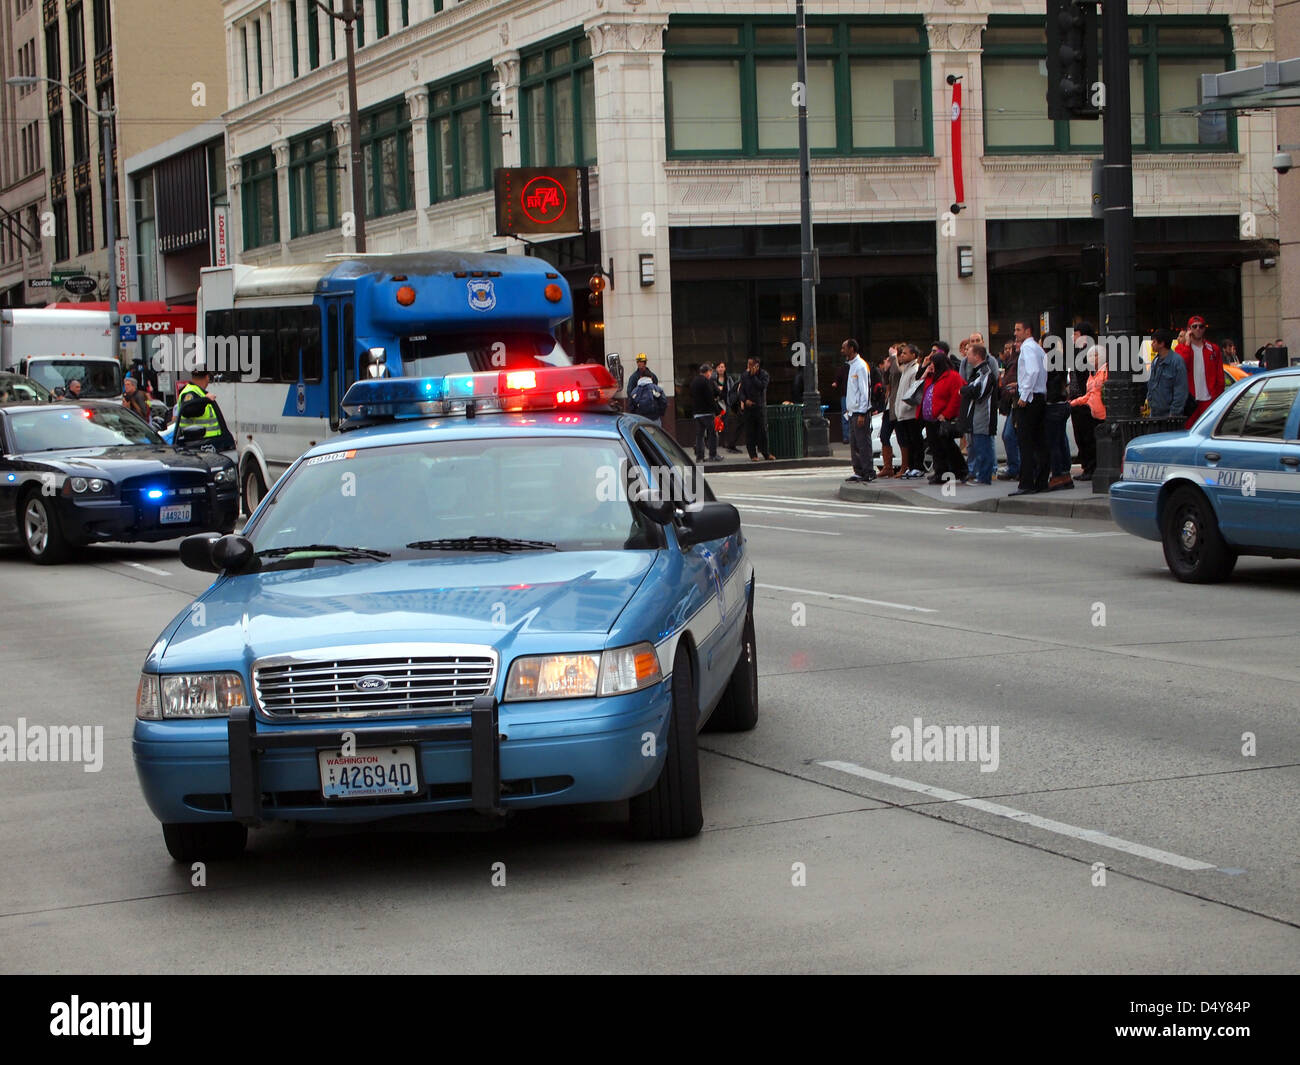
1092, 0, 1140, 493
796, 0, 830, 457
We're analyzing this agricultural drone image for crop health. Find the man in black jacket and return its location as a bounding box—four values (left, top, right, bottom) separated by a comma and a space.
689, 363, 722, 462
739, 357, 775, 461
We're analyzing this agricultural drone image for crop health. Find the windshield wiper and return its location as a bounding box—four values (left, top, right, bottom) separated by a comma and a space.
407, 536, 557, 552
257, 543, 392, 563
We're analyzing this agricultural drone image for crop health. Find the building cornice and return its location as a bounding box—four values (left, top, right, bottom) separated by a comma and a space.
981, 154, 1246, 173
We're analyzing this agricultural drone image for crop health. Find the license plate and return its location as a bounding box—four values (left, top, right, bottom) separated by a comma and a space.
318, 746, 419, 800
159, 504, 191, 524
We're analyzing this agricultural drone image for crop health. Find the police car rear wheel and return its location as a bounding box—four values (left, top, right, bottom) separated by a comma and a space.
162, 821, 247, 863
20, 491, 69, 565
705, 611, 758, 732
629, 647, 703, 840
1162, 487, 1236, 583
241, 464, 266, 517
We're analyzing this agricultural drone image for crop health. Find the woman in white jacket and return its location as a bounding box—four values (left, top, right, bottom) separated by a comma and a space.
892, 343, 925, 478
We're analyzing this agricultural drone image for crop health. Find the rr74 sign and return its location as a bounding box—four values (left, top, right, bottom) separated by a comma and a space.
494, 167, 582, 236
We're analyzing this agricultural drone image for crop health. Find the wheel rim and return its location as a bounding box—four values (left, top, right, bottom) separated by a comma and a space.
245, 473, 261, 510
23, 499, 48, 554
1175, 506, 1202, 567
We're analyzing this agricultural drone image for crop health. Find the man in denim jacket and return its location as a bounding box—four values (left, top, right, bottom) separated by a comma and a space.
1147, 328, 1188, 418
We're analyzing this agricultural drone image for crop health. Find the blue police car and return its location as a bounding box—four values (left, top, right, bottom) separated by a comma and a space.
1110, 368, 1300, 582
132, 364, 756, 860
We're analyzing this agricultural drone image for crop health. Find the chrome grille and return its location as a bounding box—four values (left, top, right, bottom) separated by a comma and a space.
252, 644, 497, 720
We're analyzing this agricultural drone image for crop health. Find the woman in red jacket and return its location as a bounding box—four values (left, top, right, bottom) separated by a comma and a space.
921, 349, 967, 484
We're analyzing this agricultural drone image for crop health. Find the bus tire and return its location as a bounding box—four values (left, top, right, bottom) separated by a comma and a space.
241, 463, 267, 517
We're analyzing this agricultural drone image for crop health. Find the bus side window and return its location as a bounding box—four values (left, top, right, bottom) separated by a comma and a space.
342, 302, 356, 390
278, 308, 300, 384
256, 308, 280, 383
208, 309, 238, 381
301, 307, 322, 383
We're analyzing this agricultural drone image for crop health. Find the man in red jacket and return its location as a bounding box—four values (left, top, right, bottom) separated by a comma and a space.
1175, 314, 1223, 426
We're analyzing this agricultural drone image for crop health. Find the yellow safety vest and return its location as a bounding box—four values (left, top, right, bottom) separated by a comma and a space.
177, 382, 221, 438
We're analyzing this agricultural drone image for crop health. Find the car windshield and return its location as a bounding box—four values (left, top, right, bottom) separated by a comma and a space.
398, 331, 571, 378
25, 359, 123, 398
248, 436, 657, 556
7, 406, 164, 451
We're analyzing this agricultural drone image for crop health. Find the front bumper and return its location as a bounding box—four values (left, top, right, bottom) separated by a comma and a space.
1109, 481, 1162, 541
60, 486, 238, 542
133, 683, 672, 825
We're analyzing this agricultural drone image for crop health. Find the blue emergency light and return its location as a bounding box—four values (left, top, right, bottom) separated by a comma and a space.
340, 365, 619, 422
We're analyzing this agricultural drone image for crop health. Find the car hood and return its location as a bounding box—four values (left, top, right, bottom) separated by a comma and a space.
151, 551, 658, 671
20, 445, 228, 476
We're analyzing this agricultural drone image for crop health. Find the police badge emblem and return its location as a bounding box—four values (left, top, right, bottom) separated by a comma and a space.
468, 279, 496, 311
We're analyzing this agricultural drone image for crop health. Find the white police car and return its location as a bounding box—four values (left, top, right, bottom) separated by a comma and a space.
132, 364, 756, 860
1110, 368, 1300, 582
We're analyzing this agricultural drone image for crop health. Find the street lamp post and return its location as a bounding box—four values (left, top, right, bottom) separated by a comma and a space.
6, 75, 119, 353
315, 0, 367, 253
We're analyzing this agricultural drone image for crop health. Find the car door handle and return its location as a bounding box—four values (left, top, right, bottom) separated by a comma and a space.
1204, 452, 1220, 463
1283, 456, 1300, 468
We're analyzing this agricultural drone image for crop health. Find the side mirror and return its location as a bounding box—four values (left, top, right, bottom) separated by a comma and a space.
606, 352, 625, 390
178, 425, 206, 448
635, 497, 675, 525
676, 502, 741, 548
179, 533, 256, 574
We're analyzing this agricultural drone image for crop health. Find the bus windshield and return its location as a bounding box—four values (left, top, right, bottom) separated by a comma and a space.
398, 331, 571, 378
25, 359, 123, 398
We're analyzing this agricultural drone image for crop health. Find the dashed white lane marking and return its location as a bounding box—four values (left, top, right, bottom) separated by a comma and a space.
736, 502, 957, 519
757, 583, 936, 614
817, 760, 1216, 871
744, 523, 841, 536
123, 562, 172, 576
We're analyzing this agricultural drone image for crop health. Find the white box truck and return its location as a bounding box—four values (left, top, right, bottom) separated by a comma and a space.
0, 308, 122, 397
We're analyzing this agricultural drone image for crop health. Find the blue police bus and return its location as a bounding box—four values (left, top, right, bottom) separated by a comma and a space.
197, 252, 575, 513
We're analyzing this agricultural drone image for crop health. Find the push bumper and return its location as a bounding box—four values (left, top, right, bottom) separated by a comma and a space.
227, 697, 502, 825
60, 486, 238, 541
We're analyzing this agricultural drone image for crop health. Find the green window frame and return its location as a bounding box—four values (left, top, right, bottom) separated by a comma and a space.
401, 0, 409, 27
360, 100, 415, 218
663, 16, 931, 158
427, 68, 504, 202
375, 0, 388, 39
289, 0, 299, 77
307, 4, 319, 70
289, 127, 340, 237
519, 33, 596, 166
241, 150, 279, 249
982, 15, 1235, 154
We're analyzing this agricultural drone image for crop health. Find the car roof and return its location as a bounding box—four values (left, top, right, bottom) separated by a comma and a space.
0, 399, 120, 415
306, 410, 634, 458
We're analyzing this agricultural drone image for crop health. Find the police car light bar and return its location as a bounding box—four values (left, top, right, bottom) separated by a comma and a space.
341, 364, 620, 421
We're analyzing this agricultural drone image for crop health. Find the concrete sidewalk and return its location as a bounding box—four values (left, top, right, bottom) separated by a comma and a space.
839, 472, 1114, 520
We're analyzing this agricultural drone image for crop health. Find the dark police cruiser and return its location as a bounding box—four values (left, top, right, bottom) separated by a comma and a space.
0, 400, 238, 564
1111, 368, 1300, 582
133, 364, 756, 861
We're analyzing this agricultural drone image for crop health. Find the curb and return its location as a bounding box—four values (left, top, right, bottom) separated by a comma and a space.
838, 481, 1114, 521
705, 455, 851, 474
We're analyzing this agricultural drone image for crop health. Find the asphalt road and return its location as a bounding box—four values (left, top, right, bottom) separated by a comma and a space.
0, 463, 1296, 973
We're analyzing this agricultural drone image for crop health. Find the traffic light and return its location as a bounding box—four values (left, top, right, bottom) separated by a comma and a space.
1046, 0, 1099, 121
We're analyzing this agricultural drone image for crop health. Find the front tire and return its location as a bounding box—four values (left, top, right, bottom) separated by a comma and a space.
1161, 486, 1237, 583
20, 491, 70, 565
241, 462, 267, 517
705, 611, 758, 732
629, 647, 703, 840
162, 822, 247, 862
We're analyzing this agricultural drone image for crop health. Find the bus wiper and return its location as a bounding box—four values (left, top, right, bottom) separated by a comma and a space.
257, 544, 392, 562
407, 536, 556, 552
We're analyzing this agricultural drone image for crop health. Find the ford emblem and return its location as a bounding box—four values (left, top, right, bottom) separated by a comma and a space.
355, 674, 389, 692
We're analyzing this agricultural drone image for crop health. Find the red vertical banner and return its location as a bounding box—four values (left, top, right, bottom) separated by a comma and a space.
950, 79, 965, 210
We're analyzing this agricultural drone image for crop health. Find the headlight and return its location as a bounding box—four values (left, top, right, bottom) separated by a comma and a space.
70, 477, 88, 493
88, 478, 106, 493
504, 642, 662, 701
213, 467, 236, 485
136, 672, 246, 719
65, 477, 112, 495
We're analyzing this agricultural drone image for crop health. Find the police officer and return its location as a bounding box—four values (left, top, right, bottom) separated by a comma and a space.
176, 366, 230, 448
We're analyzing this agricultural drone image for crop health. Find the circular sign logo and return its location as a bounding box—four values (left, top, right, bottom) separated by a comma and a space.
63, 275, 97, 295
520, 176, 568, 225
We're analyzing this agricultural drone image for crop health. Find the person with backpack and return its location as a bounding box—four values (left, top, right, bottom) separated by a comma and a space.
626, 353, 667, 424
739, 357, 775, 461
